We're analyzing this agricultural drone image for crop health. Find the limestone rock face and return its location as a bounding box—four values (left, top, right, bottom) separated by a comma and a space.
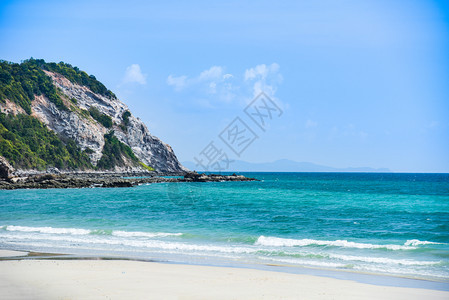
0, 99, 26, 115
32, 94, 107, 164
27, 71, 185, 172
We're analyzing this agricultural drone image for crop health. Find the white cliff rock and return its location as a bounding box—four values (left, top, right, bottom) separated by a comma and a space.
0, 99, 26, 115
32, 94, 107, 163
28, 71, 185, 172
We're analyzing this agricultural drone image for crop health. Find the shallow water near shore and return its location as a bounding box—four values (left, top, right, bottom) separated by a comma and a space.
1, 172, 448, 286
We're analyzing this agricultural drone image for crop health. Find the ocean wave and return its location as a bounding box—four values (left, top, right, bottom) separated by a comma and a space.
3, 225, 90, 235
255, 236, 415, 250
255, 250, 441, 266
353, 264, 448, 279
404, 239, 444, 246
1, 225, 182, 239
327, 253, 440, 266
0, 233, 260, 255
1, 231, 441, 266
258, 256, 348, 269
112, 231, 183, 238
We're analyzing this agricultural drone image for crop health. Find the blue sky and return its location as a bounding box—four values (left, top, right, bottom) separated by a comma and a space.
1, 0, 448, 172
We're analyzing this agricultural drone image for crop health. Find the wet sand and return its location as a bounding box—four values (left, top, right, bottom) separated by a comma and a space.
1, 252, 448, 300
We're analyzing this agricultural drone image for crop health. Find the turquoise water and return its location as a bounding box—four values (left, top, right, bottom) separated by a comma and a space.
1, 172, 448, 281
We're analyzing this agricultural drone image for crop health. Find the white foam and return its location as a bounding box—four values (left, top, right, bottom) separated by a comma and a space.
353, 264, 448, 279
2, 225, 182, 239
0, 232, 438, 266
258, 256, 347, 268
255, 236, 415, 250
327, 253, 440, 266
404, 239, 444, 246
0, 232, 258, 254
112, 231, 183, 238
5, 225, 90, 235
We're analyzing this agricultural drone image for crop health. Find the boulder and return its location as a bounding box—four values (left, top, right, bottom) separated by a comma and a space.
184, 171, 201, 180
0, 156, 14, 180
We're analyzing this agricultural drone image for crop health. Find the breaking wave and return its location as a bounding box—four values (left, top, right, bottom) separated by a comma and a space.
1, 225, 183, 239
256, 236, 416, 250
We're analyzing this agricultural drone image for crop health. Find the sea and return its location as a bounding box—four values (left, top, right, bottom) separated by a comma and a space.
1, 172, 448, 285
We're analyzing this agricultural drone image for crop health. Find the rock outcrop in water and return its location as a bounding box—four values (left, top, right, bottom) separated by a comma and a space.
0, 171, 258, 190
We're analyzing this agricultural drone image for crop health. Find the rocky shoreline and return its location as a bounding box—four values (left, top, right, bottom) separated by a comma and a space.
0, 171, 258, 190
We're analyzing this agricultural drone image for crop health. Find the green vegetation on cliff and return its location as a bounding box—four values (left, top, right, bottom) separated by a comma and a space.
0, 112, 154, 171
0, 58, 153, 172
0, 58, 116, 116
0, 59, 68, 113
97, 131, 151, 170
122, 110, 131, 126
88, 106, 113, 128
119, 110, 131, 132
36, 59, 116, 99
0, 113, 93, 170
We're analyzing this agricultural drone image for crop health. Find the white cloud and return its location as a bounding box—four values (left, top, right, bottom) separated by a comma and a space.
209, 82, 217, 93
198, 66, 223, 81
244, 63, 280, 81
244, 63, 282, 98
167, 75, 188, 91
123, 64, 146, 85
166, 63, 283, 107
245, 64, 265, 80
167, 66, 235, 99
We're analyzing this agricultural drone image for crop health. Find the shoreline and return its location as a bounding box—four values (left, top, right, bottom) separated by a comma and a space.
1, 250, 448, 299
0, 171, 258, 190
1, 249, 448, 292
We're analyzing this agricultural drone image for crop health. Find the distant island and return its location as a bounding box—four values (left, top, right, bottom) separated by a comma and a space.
183, 159, 391, 173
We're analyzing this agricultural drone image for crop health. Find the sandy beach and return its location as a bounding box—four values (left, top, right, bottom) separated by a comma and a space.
1, 251, 448, 300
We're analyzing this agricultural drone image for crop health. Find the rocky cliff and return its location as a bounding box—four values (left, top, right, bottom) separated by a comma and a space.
0, 59, 185, 173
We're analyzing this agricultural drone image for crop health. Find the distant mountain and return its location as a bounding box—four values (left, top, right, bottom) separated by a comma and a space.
182, 159, 391, 173
0, 58, 184, 172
